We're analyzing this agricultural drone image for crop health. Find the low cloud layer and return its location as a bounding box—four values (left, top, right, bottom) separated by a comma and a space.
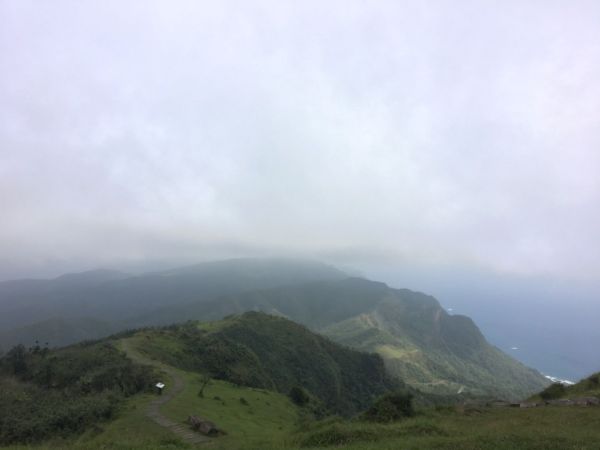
1, 0, 599, 280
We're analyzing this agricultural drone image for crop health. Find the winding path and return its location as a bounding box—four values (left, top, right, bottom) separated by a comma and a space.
121, 339, 210, 446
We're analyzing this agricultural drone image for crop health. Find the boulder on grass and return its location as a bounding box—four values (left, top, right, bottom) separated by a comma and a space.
188, 415, 224, 436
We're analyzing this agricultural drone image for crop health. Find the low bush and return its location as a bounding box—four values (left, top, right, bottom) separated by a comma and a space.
539, 383, 567, 400
0, 341, 155, 444
586, 373, 599, 386
362, 391, 415, 422
289, 385, 310, 406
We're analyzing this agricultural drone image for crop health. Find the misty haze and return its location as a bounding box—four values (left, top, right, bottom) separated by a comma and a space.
1, 1, 599, 449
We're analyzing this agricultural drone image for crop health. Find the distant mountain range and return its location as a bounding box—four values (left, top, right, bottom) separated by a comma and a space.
0, 258, 548, 399
0, 258, 345, 345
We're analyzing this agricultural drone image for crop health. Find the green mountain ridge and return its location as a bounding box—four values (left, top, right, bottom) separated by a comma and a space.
0, 311, 403, 445
134, 311, 401, 417
0, 258, 345, 349
0, 259, 548, 400
155, 277, 547, 399
1, 312, 597, 450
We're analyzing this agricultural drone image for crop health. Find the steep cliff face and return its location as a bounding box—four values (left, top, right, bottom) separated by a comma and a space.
324, 298, 547, 400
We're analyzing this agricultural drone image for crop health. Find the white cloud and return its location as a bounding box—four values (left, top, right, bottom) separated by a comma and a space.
1, 0, 599, 279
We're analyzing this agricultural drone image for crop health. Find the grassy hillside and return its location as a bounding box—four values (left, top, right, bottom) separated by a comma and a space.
163, 278, 547, 399
4, 356, 599, 450
323, 297, 546, 400
564, 372, 600, 397
286, 373, 600, 449
0, 322, 597, 450
1, 367, 303, 450
0, 261, 548, 401
134, 312, 400, 416
529, 372, 600, 402
289, 406, 600, 450
158, 369, 300, 449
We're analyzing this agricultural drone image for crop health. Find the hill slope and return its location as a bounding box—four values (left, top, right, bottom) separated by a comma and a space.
162, 278, 547, 399
530, 371, 600, 402
134, 312, 401, 416
0, 259, 547, 400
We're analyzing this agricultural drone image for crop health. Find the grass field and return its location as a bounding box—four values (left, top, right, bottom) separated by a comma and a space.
160, 371, 300, 450
6, 395, 600, 450
290, 406, 600, 450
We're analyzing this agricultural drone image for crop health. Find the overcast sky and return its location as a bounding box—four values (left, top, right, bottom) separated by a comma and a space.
1, 0, 599, 281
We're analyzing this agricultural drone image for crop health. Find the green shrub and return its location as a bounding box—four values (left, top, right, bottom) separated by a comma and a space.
362, 391, 414, 422
3, 345, 27, 375
289, 385, 310, 406
539, 383, 567, 400
587, 374, 599, 386
0, 341, 155, 444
